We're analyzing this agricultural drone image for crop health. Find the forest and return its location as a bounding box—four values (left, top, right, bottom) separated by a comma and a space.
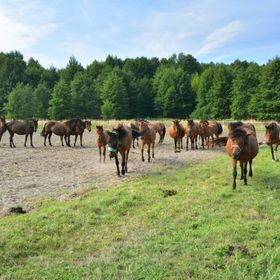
0, 51, 279, 120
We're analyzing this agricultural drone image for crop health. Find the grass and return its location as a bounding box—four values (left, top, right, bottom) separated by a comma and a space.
0, 148, 280, 279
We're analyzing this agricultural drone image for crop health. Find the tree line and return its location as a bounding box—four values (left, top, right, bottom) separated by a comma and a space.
0, 51, 279, 120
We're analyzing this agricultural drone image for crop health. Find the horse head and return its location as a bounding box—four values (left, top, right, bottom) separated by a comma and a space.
85, 120, 92, 132
264, 123, 280, 145
229, 128, 248, 160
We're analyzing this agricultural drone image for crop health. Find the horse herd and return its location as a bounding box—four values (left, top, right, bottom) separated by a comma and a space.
0, 116, 279, 190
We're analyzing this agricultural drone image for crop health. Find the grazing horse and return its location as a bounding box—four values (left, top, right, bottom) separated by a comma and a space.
263, 122, 280, 161
226, 128, 259, 190
96, 125, 110, 162
184, 119, 200, 150
41, 121, 76, 147
6, 119, 38, 148
107, 124, 132, 176
168, 120, 185, 152
139, 121, 156, 162
148, 121, 166, 144
67, 119, 92, 147
0, 116, 6, 142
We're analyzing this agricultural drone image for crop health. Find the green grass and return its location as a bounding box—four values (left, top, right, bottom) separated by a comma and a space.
0, 148, 280, 279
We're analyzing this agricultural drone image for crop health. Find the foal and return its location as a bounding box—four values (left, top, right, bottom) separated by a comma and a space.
96, 125, 110, 162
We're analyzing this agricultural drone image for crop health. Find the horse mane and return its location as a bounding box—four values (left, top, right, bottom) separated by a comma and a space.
187, 119, 194, 127
228, 121, 243, 130
228, 128, 247, 140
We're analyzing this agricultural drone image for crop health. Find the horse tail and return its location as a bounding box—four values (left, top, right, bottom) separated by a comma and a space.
162, 125, 166, 141
40, 123, 47, 137
217, 123, 223, 135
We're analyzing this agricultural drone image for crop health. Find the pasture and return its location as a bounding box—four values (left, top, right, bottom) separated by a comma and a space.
0, 147, 279, 279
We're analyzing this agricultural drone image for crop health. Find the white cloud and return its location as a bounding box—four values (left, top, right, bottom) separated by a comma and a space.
194, 20, 242, 56
0, 0, 56, 52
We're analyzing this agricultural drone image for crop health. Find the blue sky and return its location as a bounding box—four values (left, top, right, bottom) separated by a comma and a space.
0, 0, 279, 68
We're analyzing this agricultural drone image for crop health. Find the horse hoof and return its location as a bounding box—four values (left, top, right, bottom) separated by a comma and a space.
142, 158, 145, 162
121, 170, 125, 175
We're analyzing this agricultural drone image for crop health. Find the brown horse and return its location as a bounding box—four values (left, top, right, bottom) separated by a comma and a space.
168, 120, 185, 152
130, 118, 141, 148
41, 121, 75, 147
226, 128, 259, 190
107, 124, 132, 176
5, 119, 38, 148
263, 122, 280, 161
228, 121, 256, 134
67, 119, 92, 147
96, 125, 110, 162
148, 121, 166, 144
0, 116, 6, 142
184, 119, 200, 150
139, 121, 156, 162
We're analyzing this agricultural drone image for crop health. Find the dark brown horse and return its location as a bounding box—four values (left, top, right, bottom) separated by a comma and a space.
67, 119, 92, 147
139, 121, 156, 162
5, 119, 38, 148
41, 120, 76, 147
263, 122, 280, 161
226, 128, 259, 190
107, 124, 133, 176
0, 116, 6, 142
130, 118, 141, 148
96, 125, 110, 162
168, 120, 185, 152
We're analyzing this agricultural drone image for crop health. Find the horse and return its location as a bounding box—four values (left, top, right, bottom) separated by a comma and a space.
148, 121, 166, 144
67, 119, 92, 147
263, 122, 280, 161
130, 119, 141, 148
96, 125, 110, 162
183, 119, 200, 150
168, 120, 185, 152
199, 120, 219, 149
225, 127, 259, 190
41, 120, 76, 147
139, 121, 156, 162
228, 121, 256, 134
107, 124, 132, 176
5, 119, 38, 148
0, 116, 6, 142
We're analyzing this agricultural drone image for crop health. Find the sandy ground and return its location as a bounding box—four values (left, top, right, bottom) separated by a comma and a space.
0, 129, 224, 214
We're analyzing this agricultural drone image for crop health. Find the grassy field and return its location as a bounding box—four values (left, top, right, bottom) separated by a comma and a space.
0, 147, 279, 279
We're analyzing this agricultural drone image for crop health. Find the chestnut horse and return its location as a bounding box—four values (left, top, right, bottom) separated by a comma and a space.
96, 125, 110, 162
168, 120, 185, 152
184, 119, 200, 150
107, 124, 132, 176
226, 128, 259, 190
263, 122, 280, 161
6, 119, 38, 148
139, 121, 156, 162
199, 121, 220, 149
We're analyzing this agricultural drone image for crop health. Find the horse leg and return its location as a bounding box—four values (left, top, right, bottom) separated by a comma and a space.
152, 141, 155, 158
74, 135, 78, 147
174, 138, 177, 152
98, 146, 102, 163
232, 159, 237, 191
30, 133, 34, 148
44, 134, 47, 146
240, 162, 244, 180
115, 154, 120, 176
9, 132, 14, 148
180, 138, 183, 150
141, 143, 145, 162
201, 136, 204, 149
66, 135, 71, 147
270, 144, 275, 161
121, 152, 126, 175
147, 144, 151, 162
186, 136, 189, 151
243, 162, 248, 185
274, 144, 279, 161
195, 136, 198, 149
125, 149, 129, 172
48, 133, 52, 146
249, 160, 253, 177
60, 135, 64, 146
132, 139, 135, 149
24, 134, 28, 147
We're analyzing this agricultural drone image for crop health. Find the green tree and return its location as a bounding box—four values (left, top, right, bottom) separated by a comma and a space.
48, 79, 72, 120
33, 82, 52, 118
71, 72, 101, 118
60, 56, 84, 83
101, 68, 130, 119
5, 83, 37, 119
25, 57, 44, 87
153, 66, 194, 118
249, 57, 280, 120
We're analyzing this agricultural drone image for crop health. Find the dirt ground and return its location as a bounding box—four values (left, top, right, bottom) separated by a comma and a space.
0, 129, 224, 215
